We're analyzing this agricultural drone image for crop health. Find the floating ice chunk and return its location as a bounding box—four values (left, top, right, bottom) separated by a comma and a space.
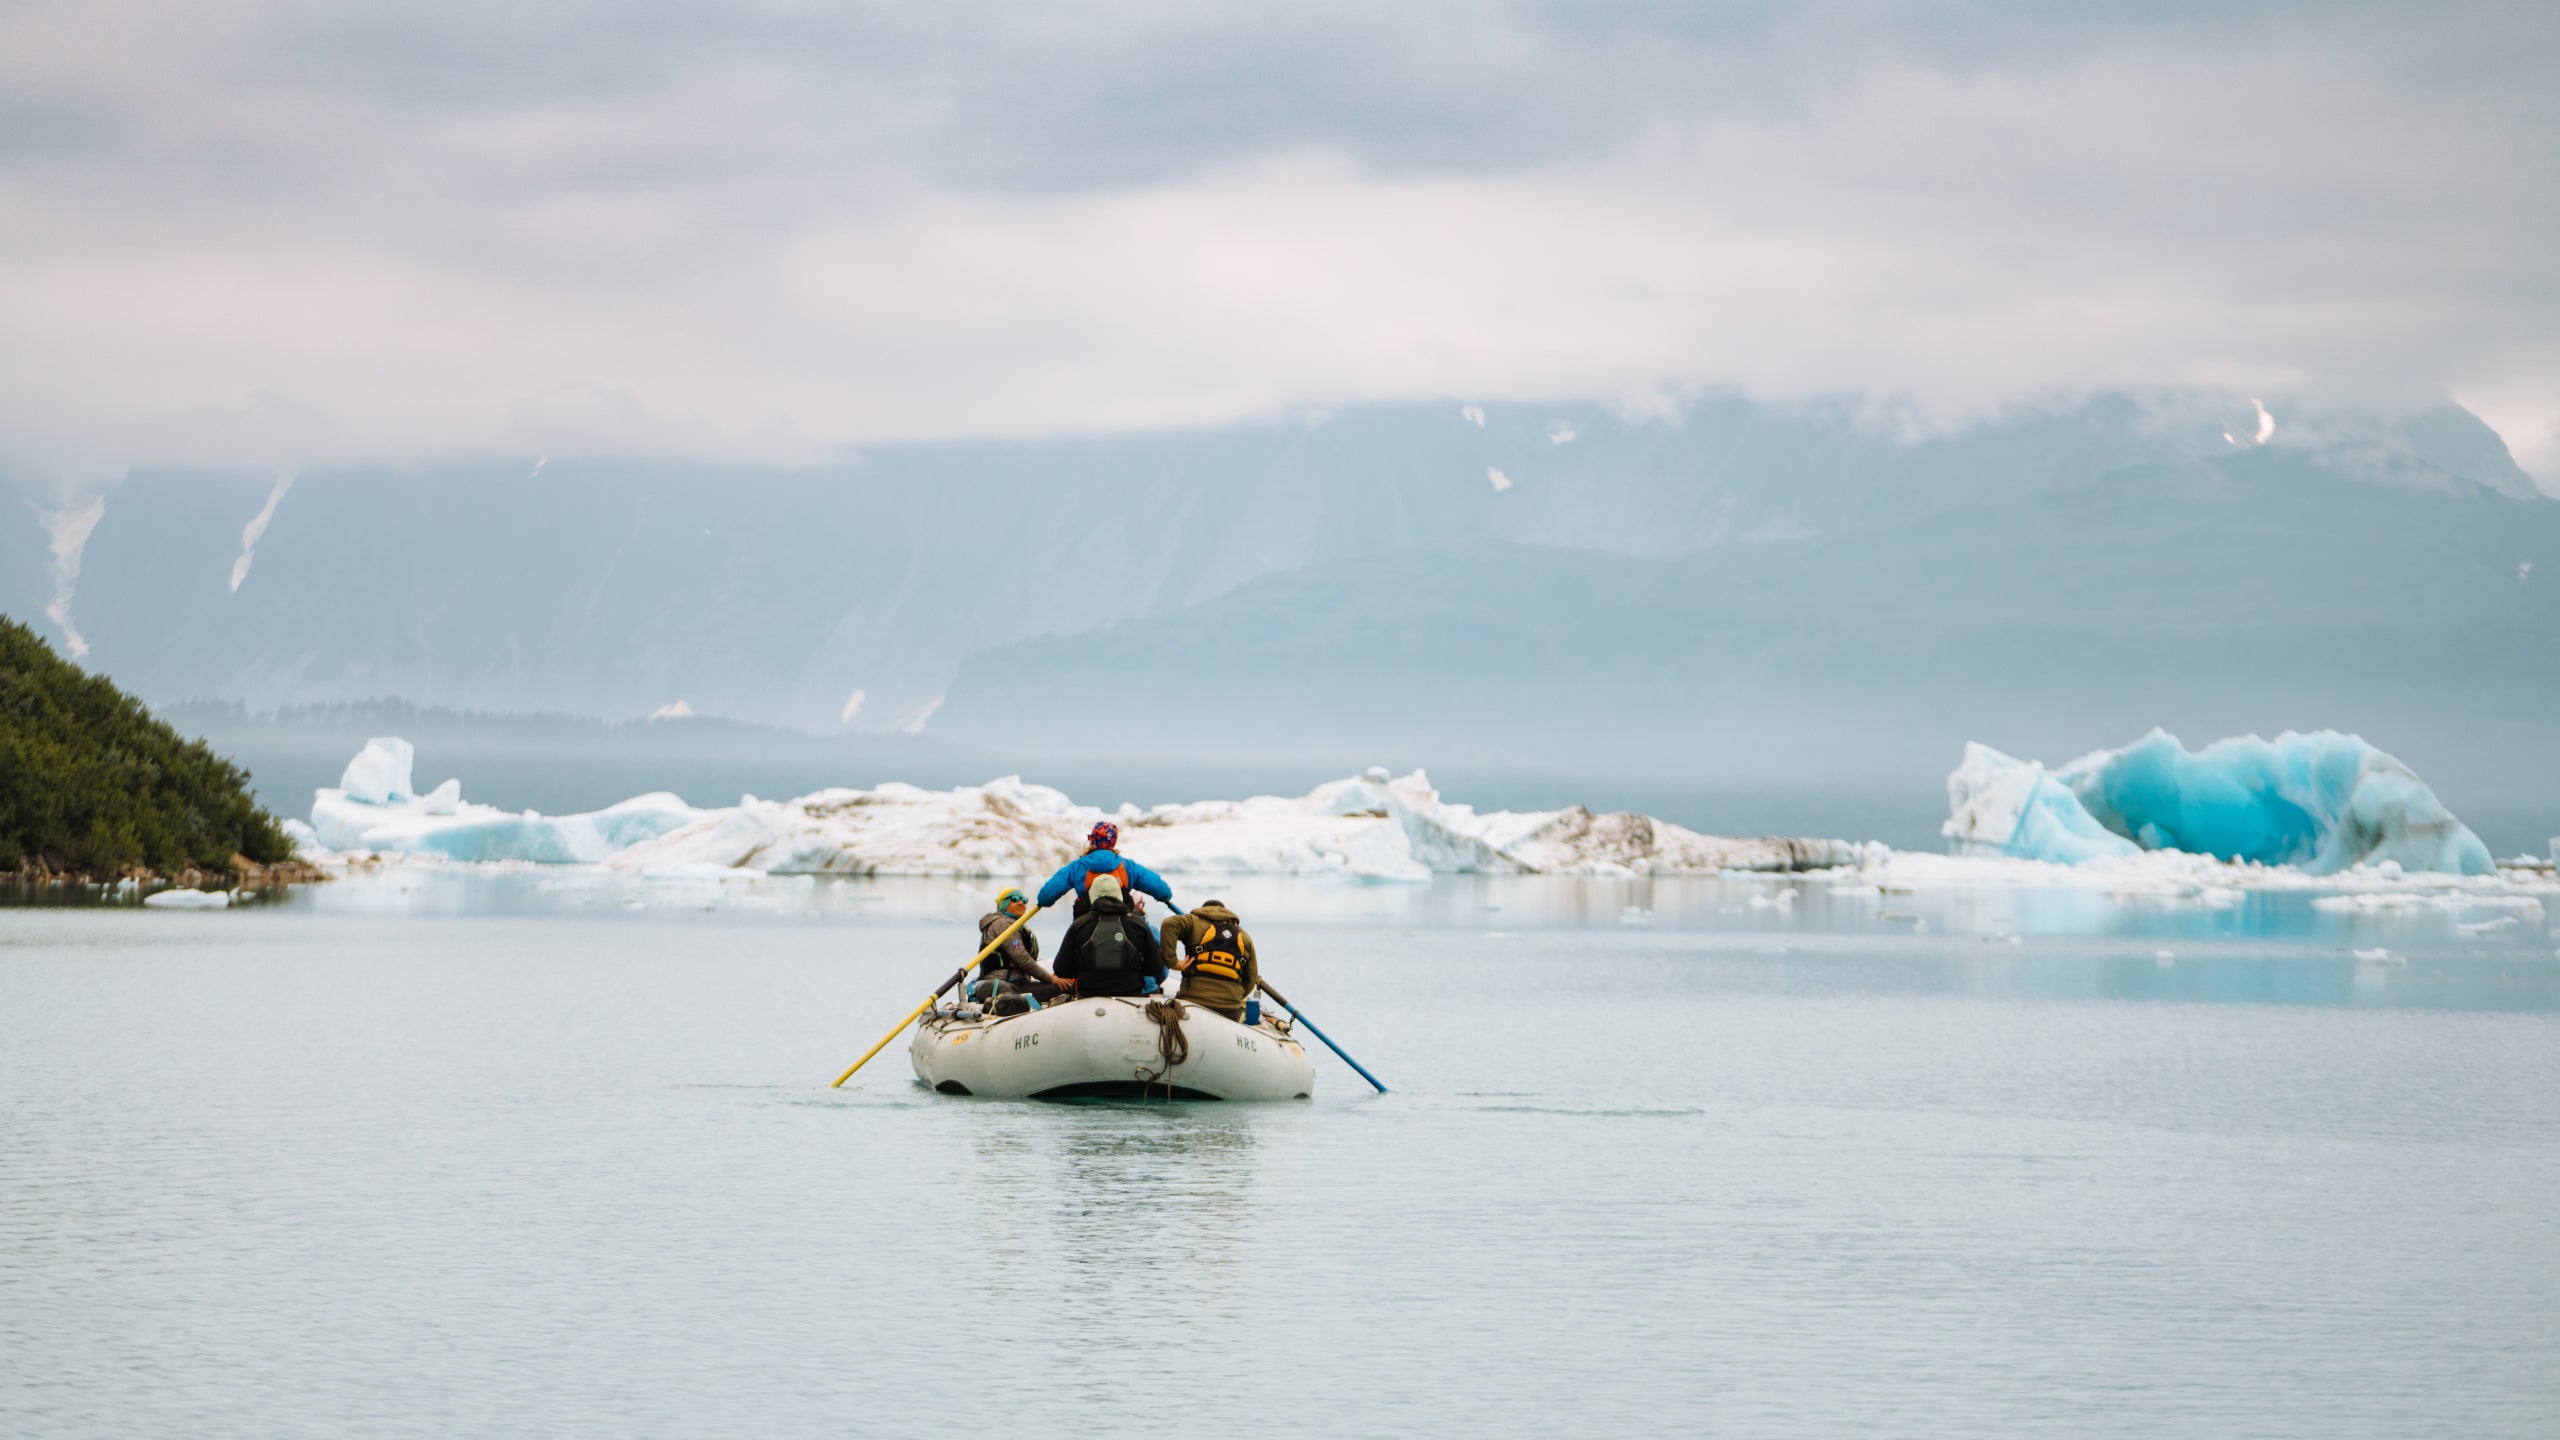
338, 737, 417, 805
311, 737, 700, 862
312, 782, 701, 864
144, 888, 231, 909
1944, 730, 2490, 875
1945, 743, 2138, 864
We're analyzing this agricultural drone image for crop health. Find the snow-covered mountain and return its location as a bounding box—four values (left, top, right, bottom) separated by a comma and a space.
7, 393, 2534, 732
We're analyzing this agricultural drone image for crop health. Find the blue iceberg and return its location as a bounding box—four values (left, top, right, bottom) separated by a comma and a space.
1945, 730, 2492, 875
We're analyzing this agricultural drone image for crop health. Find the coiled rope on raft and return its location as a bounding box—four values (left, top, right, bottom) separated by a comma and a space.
1138, 998, 1189, 1097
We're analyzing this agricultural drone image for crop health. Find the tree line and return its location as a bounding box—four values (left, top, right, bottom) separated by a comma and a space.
0, 615, 293, 877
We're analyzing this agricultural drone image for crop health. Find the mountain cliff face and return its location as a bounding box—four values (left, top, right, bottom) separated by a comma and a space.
12, 393, 2529, 731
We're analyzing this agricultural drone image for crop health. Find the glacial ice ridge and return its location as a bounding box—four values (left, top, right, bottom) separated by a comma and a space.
1943, 730, 2492, 875
295, 743, 1856, 880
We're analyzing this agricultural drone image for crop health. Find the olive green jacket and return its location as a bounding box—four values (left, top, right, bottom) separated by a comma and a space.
1160, 904, 1259, 1012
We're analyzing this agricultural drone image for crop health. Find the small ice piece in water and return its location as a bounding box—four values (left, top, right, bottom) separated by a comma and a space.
2455, 916, 2518, 934
144, 888, 231, 909
1618, 904, 1653, 927
2352, 947, 2394, 963
1486, 466, 1513, 492
2155, 949, 2176, 965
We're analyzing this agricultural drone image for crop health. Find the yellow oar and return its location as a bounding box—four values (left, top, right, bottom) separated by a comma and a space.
830, 901, 1046, 1087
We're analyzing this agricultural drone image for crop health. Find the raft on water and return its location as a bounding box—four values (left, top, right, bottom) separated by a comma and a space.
909, 995, 1315, 1101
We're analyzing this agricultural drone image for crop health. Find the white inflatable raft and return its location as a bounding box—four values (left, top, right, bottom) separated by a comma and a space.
909, 995, 1315, 1101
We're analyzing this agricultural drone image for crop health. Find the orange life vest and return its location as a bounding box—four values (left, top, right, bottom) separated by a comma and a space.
1079, 856, 1130, 901
1187, 914, 1247, 984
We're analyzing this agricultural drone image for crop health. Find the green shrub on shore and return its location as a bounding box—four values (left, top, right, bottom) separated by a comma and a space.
0, 615, 293, 877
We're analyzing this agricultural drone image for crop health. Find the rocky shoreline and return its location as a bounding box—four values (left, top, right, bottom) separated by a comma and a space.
3, 851, 330, 902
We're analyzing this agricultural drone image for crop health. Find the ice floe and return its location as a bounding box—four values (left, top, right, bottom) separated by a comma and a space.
299, 745, 1857, 881
606, 766, 1862, 880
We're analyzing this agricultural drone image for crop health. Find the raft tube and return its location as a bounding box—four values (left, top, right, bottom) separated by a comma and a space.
909, 995, 1314, 1101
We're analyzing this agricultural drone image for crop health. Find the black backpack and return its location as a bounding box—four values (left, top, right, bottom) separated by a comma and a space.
1086, 916, 1140, 975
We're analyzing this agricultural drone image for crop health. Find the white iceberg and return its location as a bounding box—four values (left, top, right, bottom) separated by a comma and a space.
303, 743, 1855, 880
608, 764, 1854, 880
1943, 730, 2492, 875
309, 736, 703, 864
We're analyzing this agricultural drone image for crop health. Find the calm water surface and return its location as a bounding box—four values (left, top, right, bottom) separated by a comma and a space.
5, 871, 2557, 1437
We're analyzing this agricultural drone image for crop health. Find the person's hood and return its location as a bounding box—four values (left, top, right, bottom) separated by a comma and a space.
1189, 902, 1241, 923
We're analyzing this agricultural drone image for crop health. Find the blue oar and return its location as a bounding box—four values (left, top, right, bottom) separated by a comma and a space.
1257, 981, 1387, 1094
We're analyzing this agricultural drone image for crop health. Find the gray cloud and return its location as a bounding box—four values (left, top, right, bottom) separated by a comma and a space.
1, 1, 2555, 480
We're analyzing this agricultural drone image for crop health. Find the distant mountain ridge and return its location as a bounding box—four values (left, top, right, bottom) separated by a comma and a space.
932, 454, 2560, 854
4, 392, 2534, 733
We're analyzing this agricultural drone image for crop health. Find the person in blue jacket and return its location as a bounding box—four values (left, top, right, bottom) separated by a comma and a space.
1038, 821, 1176, 923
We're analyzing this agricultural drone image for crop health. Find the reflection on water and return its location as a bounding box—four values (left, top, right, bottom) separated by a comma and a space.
1043, 1110, 1265, 1293
253, 863, 2554, 934
231, 868, 2560, 1014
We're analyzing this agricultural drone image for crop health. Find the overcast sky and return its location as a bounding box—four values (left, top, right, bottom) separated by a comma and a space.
3, 0, 2556, 479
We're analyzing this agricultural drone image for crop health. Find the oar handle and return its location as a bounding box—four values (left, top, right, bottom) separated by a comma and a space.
830, 900, 1046, 1088
1258, 982, 1388, 1094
